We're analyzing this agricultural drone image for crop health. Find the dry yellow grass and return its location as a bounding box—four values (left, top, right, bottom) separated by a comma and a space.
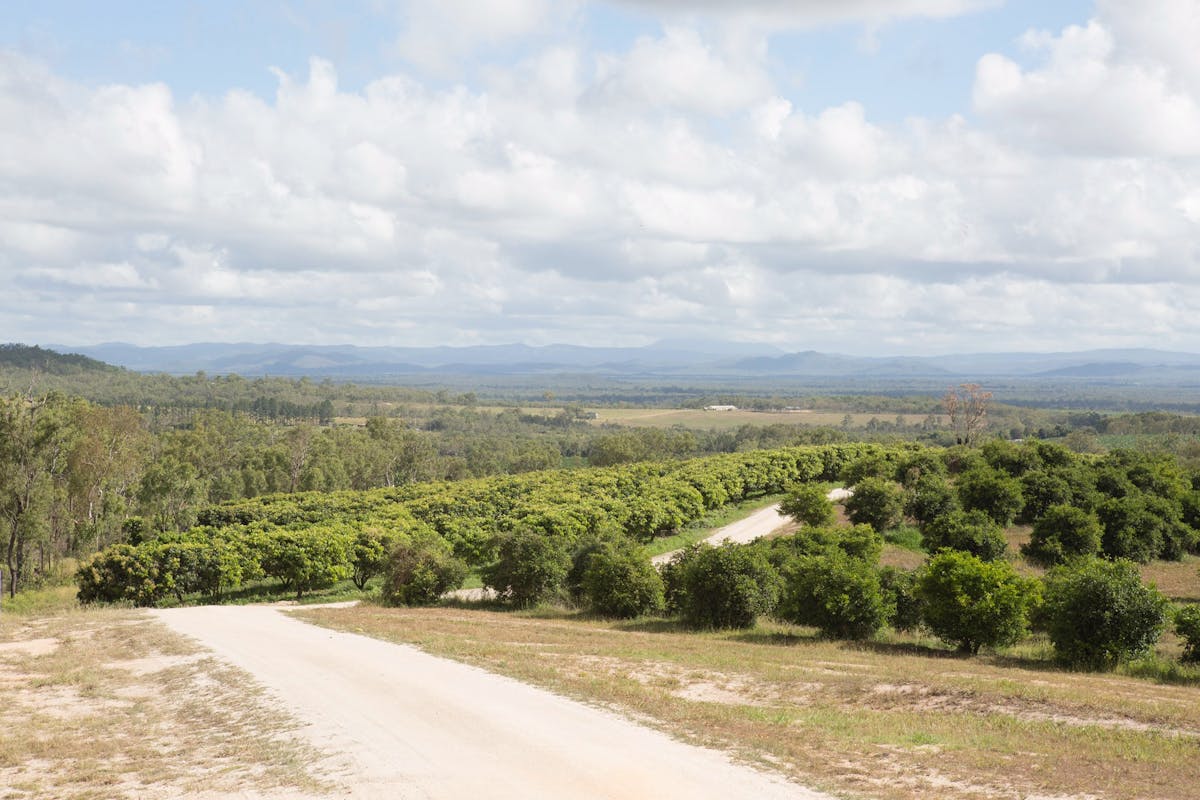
300, 604, 1200, 800
0, 608, 333, 800
589, 408, 937, 431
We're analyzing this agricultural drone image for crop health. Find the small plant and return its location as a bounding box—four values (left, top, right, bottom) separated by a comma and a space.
843, 477, 904, 532
1022, 504, 1102, 567
921, 509, 1007, 561
778, 551, 890, 640
481, 528, 571, 607
879, 566, 923, 632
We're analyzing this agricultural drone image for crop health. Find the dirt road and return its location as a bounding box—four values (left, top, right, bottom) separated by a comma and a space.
651, 487, 851, 566
155, 604, 833, 800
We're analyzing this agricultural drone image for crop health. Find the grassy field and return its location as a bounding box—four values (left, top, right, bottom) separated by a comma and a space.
300, 603, 1200, 800
0, 605, 332, 800
589, 408, 938, 431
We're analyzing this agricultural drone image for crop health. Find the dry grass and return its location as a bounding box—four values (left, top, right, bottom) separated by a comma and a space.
299, 604, 1200, 800
0, 608, 334, 800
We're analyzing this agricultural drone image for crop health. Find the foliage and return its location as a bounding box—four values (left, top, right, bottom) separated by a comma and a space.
1022, 505, 1102, 567
580, 541, 664, 618
350, 528, 394, 590
956, 467, 1024, 526
678, 543, 781, 629
1174, 605, 1200, 663
1095, 495, 1165, 564
1041, 558, 1169, 669
917, 551, 1039, 654
779, 483, 835, 527
904, 473, 959, 527
481, 528, 571, 607
379, 530, 467, 606
920, 509, 1007, 561
260, 528, 352, 599
777, 551, 890, 640
843, 477, 904, 532
879, 566, 923, 632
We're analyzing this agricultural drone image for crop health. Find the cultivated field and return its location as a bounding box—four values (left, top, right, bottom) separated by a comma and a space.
589, 408, 939, 431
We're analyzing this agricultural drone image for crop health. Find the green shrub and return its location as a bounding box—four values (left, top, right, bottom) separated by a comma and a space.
581, 541, 664, 618
660, 542, 703, 616
380, 531, 467, 606
956, 468, 1024, 526
1017, 470, 1073, 524
917, 551, 1039, 654
1041, 558, 1168, 669
921, 509, 1007, 561
481, 528, 571, 607
1096, 495, 1163, 564
260, 529, 353, 599
1022, 505, 1102, 567
75, 545, 161, 606
351, 528, 395, 590
843, 477, 904, 532
879, 566, 923, 632
1175, 605, 1200, 663
778, 551, 890, 640
679, 543, 781, 629
904, 474, 959, 527
779, 484, 835, 527
767, 524, 883, 564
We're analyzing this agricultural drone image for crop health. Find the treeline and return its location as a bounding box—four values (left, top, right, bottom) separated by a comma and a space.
74, 443, 916, 605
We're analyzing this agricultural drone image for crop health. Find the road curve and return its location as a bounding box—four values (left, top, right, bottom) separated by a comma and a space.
155, 604, 834, 800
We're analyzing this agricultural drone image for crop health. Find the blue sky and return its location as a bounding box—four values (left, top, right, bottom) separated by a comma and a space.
2, 1, 1199, 354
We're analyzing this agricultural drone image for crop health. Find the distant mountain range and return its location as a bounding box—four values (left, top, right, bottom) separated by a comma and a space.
34, 341, 1200, 384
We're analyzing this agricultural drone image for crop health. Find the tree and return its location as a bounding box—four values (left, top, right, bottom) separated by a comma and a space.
678, 543, 781, 629
943, 384, 992, 447
581, 541, 664, 618
904, 473, 959, 527
1022, 505, 1102, 567
379, 531, 466, 606
921, 510, 1007, 562
260, 529, 352, 599
956, 467, 1024, 526
1174, 605, 1200, 663
778, 551, 890, 639
350, 527, 394, 590
843, 477, 904, 532
481, 528, 571, 607
1041, 558, 1168, 669
779, 484, 835, 528
918, 551, 1039, 654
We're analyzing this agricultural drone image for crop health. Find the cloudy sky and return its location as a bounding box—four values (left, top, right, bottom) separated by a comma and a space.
3, 0, 1199, 355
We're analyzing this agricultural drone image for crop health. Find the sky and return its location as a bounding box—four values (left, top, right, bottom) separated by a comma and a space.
2, 0, 1199, 356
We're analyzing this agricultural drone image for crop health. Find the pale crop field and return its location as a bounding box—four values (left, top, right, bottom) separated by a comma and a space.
589, 408, 939, 431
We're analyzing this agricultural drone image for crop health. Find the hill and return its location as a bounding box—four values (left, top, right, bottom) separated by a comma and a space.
0, 343, 119, 375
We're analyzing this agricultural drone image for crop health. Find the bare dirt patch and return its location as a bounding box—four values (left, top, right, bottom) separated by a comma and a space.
0, 609, 333, 800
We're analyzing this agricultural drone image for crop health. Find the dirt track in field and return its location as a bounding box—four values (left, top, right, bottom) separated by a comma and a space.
155, 604, 835, 799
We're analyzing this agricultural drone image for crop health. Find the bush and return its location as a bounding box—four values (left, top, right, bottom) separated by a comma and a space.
843, 477, 904, 532
1041, 558, 1168, 669
581, 541, 664, 618
1022, 505, 1102, 567
351, 528, 395, 590
879, 567, 923, 632
778, 552, 890, 639
76, 545, 161, 606
917, 551, 1039, 654
379, 532, 467, 606
767, 524, 883, 564
956, 468, 1024, 526
660, 542, 703, 616
1017, 470, 1073, 524
260, 529, 352, 599
904, 474, 959, 527
1175, 605, 1200, 663
780, 484, 835, 527
921, 510, 1007, 561
566, 527, 623, 602
678, 543, 781, 629
1096, 495, 1163, 564
481, 528, 571, 607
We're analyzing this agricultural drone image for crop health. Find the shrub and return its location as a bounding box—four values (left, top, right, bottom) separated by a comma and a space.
260, 529, 353, 599
917, 551, 1039, 654
481, 528, 571, 607
843, 477, 904, 532
581, 541, 664, 618
841, 452, 897, 485
1022, 505, 1102, 567
956, 468, 1024, 526
660, 542, 703, 616
768, 524, 883, 564
75, 545, 161, 606
921, 510, 1007, 561
379, 532, 467, 606
879, 566, 923, 632
1175, 605, 1200, 663
351, 528, 395, 590
780, 484, 835, 528
566, 526, 623, 603
904, 474, 959, 527
1041, 558, 1168, 669
679, 543, 781, 629
1096, 495, 1163, 564
1017, 470, 1073, 524
778, 551, 890, 639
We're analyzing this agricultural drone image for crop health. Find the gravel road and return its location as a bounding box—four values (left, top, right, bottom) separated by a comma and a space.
155, 604, 834, 800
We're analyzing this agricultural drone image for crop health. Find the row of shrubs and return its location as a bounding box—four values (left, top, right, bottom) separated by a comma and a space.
75, 443, 920, 604
469, 518, 1195, 671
